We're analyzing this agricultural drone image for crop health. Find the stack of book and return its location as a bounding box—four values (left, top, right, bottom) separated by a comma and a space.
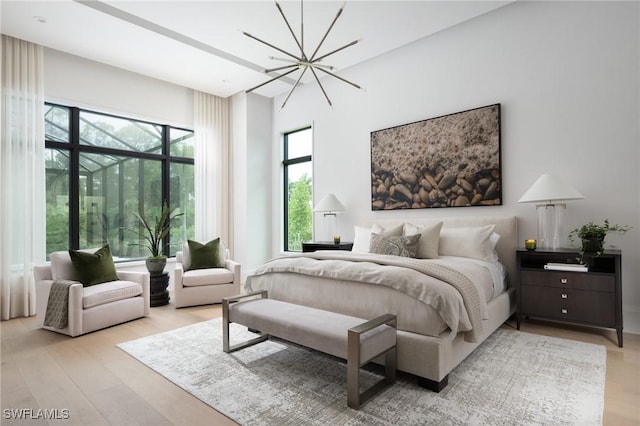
544, 262, 588, 272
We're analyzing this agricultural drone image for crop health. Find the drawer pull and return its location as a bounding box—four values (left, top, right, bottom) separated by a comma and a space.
560, 278, 568, 284
561, 308, 568, 314
561, 293, 568, 299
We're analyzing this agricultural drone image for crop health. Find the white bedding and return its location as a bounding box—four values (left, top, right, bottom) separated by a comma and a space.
246, 251, 508, 340
437, 255, 508, 299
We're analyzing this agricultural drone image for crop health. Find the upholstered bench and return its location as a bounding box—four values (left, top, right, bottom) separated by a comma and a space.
222, 291, 397, 409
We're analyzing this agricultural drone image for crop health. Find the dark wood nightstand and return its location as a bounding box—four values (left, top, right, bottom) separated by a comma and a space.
516, 248, 623, 347
302, 241, 354, 252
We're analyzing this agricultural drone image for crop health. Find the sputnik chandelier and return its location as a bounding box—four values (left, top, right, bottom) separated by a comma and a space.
244, 0, 362, 108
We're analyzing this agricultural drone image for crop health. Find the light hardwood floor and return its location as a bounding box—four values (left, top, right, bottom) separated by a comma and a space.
2, 301, 638, 426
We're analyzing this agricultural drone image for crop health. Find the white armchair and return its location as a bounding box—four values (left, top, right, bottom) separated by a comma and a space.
35, 250, 150, 337
173, 242, 241, 308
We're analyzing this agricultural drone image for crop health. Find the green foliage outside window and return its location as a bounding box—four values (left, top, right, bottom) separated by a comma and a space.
287, 174, 312, 252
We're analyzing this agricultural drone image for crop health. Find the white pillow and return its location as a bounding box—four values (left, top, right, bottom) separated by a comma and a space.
352, 225, 381, 252
403, 221, 443, 259
487, 232, 501, 263
439, 225, 497, 261
352, 224, 403, 253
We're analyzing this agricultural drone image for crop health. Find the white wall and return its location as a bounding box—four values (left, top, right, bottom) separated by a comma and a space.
44, 48, 193, 127
231, 92, 274, 279
271, 1, 640, 332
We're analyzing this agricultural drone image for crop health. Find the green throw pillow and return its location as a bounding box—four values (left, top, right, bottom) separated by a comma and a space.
69, 244, 119, 286
187, 238, 223, 270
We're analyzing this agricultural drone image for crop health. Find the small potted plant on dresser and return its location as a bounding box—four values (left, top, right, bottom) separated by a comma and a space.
569, 219, 630, 263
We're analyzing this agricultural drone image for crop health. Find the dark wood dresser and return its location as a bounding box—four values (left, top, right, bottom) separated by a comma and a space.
516, 248, 622, 347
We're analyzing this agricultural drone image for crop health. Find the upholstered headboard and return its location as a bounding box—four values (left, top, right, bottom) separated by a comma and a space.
367, 216, 518, 286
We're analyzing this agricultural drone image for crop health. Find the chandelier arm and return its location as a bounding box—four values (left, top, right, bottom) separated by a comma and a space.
309, 2, 345, 61
270, 56, 331, 68
309, 63, 334, 71
312, 39, 361, 64
243, 31, 300, 61
246, 67, 299, 93
265, 64, 299, 73
315, 67, 362, 90
269, 56, 301, 64
274, 1, 306, 59
309, 67, 332, 107
281, 66, 309, 109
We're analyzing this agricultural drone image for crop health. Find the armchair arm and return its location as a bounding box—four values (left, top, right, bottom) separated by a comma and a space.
224, 258, 241, 291
35, 279, 84, 336
34, 264, 53, 282
173, 262, 185, 290
68, 283, 84, 336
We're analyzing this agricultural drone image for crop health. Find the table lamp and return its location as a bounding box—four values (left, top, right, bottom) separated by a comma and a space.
518, 173, 584, 249
313, 194, 345, 242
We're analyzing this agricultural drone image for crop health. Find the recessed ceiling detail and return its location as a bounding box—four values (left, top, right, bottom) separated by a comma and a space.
0, 1, 514, 99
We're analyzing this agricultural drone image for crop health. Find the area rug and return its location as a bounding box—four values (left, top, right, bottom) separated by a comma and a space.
118, 318, 606, 426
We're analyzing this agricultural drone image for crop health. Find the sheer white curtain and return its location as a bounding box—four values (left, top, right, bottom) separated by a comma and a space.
1, 36, 46, 320
193, 91, 233, 250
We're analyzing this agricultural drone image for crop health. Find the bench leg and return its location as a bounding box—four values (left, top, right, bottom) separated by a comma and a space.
222, 294, 269, 353
347, 314, 397, 410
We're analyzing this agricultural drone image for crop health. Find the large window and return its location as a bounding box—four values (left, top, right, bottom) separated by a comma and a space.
44, 104, 195, 260
283, 127, 312, 251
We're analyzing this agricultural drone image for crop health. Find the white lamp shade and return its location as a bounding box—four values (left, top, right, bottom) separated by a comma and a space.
518, 173, 585, 203
314, 193, 345, 212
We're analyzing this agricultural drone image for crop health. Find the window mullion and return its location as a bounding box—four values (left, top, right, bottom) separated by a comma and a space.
69, 107, 80, 250
161, 125, 171, 257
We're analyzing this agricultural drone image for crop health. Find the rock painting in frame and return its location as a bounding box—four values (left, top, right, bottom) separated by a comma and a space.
371, 104, 501, 210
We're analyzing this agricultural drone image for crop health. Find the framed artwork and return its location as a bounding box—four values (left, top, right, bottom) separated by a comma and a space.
370, 103, 501, 210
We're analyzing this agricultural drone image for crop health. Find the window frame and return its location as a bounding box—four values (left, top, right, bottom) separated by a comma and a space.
282, 126, 313, 252
44, 103, 194, 259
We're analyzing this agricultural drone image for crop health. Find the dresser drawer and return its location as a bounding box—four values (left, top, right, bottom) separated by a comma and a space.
520, 270, 615, 292
521, 285, 616, 326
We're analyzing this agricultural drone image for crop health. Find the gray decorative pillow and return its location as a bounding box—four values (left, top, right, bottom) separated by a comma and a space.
369, 233, 421, 258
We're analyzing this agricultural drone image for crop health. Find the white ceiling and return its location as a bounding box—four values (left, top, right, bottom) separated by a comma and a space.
1, 1, 513, 98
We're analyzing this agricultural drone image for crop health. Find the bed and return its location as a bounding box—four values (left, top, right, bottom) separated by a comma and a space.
245, 216, 517, 391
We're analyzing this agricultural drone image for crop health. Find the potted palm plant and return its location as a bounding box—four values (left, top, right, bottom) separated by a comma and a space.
569, 219, 630, 262
129, 201, 183, 274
